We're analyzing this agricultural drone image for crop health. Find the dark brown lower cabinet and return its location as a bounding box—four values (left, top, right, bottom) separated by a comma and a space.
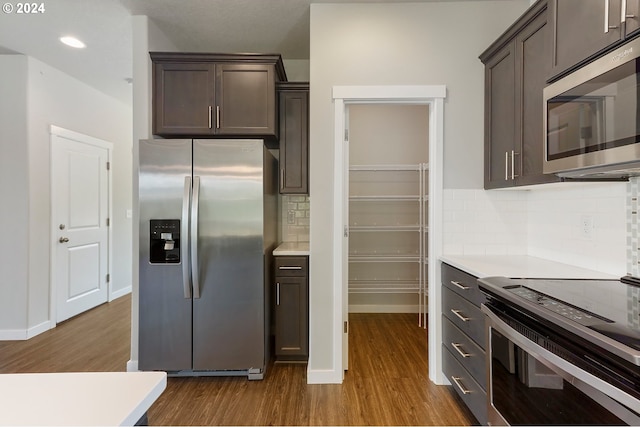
441, 263, 487, 425
274, 256, 308, 361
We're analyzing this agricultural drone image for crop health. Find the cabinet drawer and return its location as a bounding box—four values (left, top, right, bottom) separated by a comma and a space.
442, 263, 485, 307
442, 287, 486, 349
275, 256, 308, 277
442, 316, 486, 390
442, 345, 488, 425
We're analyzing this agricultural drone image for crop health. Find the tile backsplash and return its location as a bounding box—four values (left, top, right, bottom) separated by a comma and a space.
443, 181, 628, 275
280, 195, 310, 243
443, 189, 528, 256
627, 177, 640, 277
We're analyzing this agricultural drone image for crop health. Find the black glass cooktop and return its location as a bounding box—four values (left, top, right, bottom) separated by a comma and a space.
478, 277, 640, 366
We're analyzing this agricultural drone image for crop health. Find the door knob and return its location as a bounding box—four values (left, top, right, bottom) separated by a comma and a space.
59, 237, 69, 243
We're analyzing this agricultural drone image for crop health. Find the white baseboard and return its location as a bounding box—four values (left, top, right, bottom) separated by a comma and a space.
0, 320, 53, 341
306, 368, 343, 384
348, 304, 422, 313
127, 359, 139, 372
109, 285, 132, 302
0, 329, 28, 340
27, 320, 53, 338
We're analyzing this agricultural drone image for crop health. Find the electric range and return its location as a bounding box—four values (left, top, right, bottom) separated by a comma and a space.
478, 277, 640, 366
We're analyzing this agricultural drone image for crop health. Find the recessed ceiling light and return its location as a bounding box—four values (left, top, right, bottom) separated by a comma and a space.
60, 36, 86, 49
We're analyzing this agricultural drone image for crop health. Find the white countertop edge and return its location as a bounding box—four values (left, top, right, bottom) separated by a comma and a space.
0, 371, 167, 426
439, 254, 619, 280
122, 372, 167, 426
273, 242, 310, 256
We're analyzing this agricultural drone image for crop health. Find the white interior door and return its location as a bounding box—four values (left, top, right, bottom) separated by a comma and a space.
51, 127, 111, 323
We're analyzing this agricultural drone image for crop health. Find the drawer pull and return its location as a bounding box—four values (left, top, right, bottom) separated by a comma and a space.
450, 309, 470, 322
450, 280, 470, 290
451, 376, 472, 395
279, 266, 303, 270
451, 342, 471, 358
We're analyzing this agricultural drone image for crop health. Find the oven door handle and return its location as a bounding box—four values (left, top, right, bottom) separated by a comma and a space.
481, 303, 640, 423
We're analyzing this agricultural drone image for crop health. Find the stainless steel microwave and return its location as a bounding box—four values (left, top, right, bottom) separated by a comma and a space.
544, 36, 640, 178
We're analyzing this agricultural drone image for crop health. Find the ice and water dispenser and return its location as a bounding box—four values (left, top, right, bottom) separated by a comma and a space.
149, 219, 181, 263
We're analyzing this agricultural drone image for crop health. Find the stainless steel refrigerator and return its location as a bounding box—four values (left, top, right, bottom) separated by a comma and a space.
138, 139, 277, 379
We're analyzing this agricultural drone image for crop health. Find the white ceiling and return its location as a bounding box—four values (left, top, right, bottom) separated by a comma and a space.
0, 0, 516, 106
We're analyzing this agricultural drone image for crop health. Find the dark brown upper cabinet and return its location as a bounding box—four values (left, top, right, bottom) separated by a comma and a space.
481, 0, 559, 189
150, 52, 287, 140
548, 0, 640, 81
278, 82, 309, 194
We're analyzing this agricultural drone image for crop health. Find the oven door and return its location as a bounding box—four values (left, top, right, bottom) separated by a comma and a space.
482, 303, 640, 426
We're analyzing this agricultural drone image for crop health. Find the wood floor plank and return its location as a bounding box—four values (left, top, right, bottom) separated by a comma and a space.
0, 298, 476, 425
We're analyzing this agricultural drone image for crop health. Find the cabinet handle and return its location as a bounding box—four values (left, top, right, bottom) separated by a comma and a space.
605, 0, 620, 32
208, 106, 212, 129
450, 309, 470, 322
451, 342, 472, 358
450, 280, 470, 290
504, 151, 509, 181
276, 282, 280, 305
623, 0, 635, 20
216, 106, 220, 129
451, 376, 472, 395
512, 150, 519, 179
279, 266, 302, 270
280, 169, 284, 190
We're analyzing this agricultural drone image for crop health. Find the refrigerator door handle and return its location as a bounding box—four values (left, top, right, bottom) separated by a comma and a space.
182, 176, 192, 299
191, 175, 201, 299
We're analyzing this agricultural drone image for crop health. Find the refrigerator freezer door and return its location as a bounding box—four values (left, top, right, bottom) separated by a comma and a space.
139, 139, 193, 371
192, 139, 266, 371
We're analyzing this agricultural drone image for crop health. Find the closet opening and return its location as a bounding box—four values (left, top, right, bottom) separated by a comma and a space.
331, 85, 445, 384
347, 104, 429, 321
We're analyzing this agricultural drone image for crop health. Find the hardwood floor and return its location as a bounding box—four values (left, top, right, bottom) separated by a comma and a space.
0, 296, 476, 425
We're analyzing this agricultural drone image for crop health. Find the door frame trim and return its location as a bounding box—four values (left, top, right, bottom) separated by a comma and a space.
329, 85, 446, 384
49, 125, 113, 325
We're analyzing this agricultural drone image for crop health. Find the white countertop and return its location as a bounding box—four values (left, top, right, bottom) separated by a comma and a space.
439, 254, 619, 280
0, 371, 166, 426
273, 242, 310, 256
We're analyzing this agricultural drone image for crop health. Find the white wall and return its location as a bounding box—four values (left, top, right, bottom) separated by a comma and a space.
308, 1, 530, 379
0, 55, 29, 335
282, 59, 309, 82
0, 54, 132, 339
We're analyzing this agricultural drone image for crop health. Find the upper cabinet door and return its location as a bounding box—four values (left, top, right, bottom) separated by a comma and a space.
153, 62, 216, 136
216, 64, 276, 137
625, 0, 640, 37
515, 9, 559, 186
150, 53, 285, 140
549, 0, 623, 80
278, 83, 309, 194
483, 42, 516, 189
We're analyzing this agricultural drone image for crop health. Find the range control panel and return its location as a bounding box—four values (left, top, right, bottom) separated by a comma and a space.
505, 286, 610, 326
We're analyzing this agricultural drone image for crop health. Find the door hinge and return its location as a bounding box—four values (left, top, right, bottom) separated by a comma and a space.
344, 128, 349, 141
106, 218, 110, 227
106, 273, 110, 283
106, 161, 110, 171
344, 321, 349, 334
